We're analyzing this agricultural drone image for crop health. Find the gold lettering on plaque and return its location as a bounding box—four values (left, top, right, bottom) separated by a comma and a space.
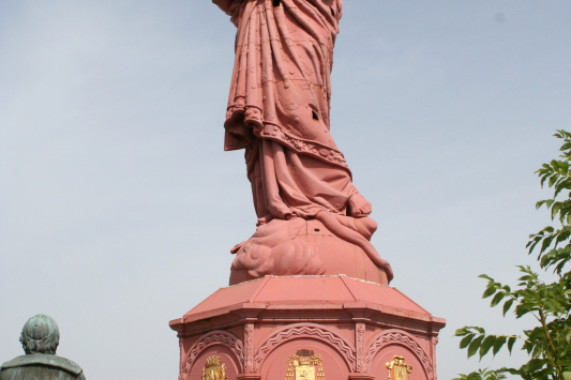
385, 355, 412, 380
285, 350, 326, 380
201, 356, 228, 380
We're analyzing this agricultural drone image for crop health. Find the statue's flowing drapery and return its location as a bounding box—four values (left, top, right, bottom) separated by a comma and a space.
214, 0, 393, 282
214, 0, 361, 223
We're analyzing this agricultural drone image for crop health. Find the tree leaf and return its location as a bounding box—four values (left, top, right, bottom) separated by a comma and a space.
490, 292, 505, 307
507, 336, 517, 353
492, 336, 506, 356
460, 333, 474, 349
479, 336, 496, 358
468, 335, 485, 358
482, 286, 496, 298
502, 299, 514, 316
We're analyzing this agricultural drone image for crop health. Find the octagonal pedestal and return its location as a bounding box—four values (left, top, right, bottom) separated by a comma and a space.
170, 275, 445, 380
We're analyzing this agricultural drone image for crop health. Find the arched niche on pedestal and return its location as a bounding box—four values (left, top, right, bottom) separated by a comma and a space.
182, 330, 244, 380
365, 329, 433, 380
256, 323, 354, 379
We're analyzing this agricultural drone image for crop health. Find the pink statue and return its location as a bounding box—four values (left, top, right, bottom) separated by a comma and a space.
214, 0, 393, 285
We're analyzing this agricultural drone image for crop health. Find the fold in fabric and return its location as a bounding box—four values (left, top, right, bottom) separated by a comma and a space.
214, 0, 361, 221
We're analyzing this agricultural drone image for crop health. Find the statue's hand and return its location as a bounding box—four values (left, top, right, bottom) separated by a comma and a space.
347, 193, 372, 217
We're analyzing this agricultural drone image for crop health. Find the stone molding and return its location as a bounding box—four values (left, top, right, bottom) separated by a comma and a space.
243, 323, 255, 373
253, 323, 356, 372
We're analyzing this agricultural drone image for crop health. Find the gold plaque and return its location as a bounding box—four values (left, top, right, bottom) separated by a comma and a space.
385, 355, 412, 380
201, 356, 228, 380
286, 350, 326, 380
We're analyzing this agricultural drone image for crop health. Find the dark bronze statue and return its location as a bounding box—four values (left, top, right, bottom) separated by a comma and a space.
0, 314, 86, 380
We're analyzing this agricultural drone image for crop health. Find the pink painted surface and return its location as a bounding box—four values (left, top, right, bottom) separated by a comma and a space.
172, 276, 442, 328
230, 219, 390, 285
213, 0, 393, 284
261, 338, 350, 380
187, 347, 241, 380
170, 276, 446, 380
170, 1, 448, 378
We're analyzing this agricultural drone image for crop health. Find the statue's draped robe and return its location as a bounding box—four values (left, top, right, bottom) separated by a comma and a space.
214, 0, 359, 223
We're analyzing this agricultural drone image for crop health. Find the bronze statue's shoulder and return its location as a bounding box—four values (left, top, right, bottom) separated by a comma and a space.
1, 354, 83, 376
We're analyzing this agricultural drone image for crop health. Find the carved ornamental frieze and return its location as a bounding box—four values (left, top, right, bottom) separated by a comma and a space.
254, 323, 355, 372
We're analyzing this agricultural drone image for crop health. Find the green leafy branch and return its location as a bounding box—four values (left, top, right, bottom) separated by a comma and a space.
453, 130, 571, 380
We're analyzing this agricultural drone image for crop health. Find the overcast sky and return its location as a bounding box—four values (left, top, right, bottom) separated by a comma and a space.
1, 1, 570, 379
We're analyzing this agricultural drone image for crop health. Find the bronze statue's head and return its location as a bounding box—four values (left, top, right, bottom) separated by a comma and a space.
19, 314, 60, 355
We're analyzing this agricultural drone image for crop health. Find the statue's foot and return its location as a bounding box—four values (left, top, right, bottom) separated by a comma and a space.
329, 213, 377, 240
347, 193, 372, 217
352, 217, 377, 240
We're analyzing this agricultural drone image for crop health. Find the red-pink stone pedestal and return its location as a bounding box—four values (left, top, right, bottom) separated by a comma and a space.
169, 275, 445, 380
